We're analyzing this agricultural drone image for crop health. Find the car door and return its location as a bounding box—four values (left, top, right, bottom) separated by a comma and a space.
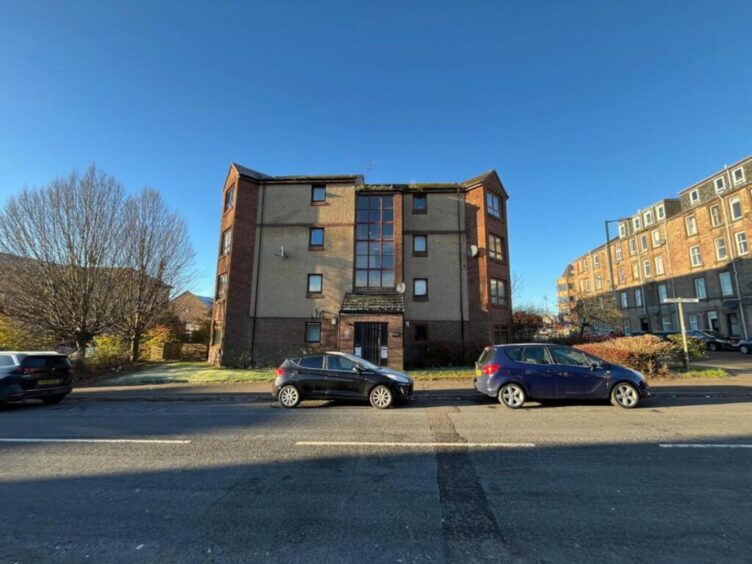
518, 346, 558, 399
324, 355, 361, 398
548, 346, 608, 398
295, 356, 329, 398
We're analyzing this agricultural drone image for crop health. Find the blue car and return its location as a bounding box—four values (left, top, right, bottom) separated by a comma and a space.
474, 344, 650, 409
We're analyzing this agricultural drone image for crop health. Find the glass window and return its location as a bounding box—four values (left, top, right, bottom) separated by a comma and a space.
0, 355, 15, 367
652, 229, 661, 245
414, 324, 428, 341
299, 353, 323, 367
550, 347, 590, 367
311, 184, 326, 203
685, 215, 697, 236
690, 246, 702, 267
643, 260, 651, 277
521, 347, 550, 365
628, 239, 637, 255
307, 274, 323, 294
715, 177, 725, 193
22, 357, 47, 369
658, 284, 668, 303
620, 292, 628, 308
736, 232, 749, 255
640, 235, 648, 251
635, 289, 642, 307
730, 197, 743, 220
710, 205, 721, 227
656, 205, 665, 220
413, 235, 427, 254
327, 354, 356, 371
644, 210, 654, 226
733, 167, 745, 184
503, 347, 522, 362
221, 228, 232, 255
304, 324, 321, 344
217, 273, 228, 298
633, 217, 642, 231
694, 278, 707, 299
488, 234, 505, 262
486, 192, 502, 219
689, 314, 699, 331
720, 272, 733, 296
615, 245, 622, 262
655, 256, 665, 275
355, 195, 394, 288
224, 186, 235, 211
662, 316, 672, 331
490, 278, 507, 305
689, 190, 700, 205
715, 238, 728, 260
309, 227, 325, 248
593, 254, 600, 268
414, 278, 428, 297
413, 194, 427, 213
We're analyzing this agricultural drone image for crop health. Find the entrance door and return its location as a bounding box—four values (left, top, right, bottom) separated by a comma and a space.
354, 323, 388, 366
708, 311, 719, 332
727, 313, 741, 337
640, 318, 650, 332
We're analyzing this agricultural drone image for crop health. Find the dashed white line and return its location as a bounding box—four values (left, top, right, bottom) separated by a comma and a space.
295, 441, 535, 448
659, 444, 752, 449
0, 438, 191, 445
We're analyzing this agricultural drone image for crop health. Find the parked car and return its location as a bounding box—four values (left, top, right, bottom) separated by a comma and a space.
684, 330, 738, 351
0, 352, 74, 405
739, 339, 752, 354
474, 344, 650, 409
273, 352, 413, 409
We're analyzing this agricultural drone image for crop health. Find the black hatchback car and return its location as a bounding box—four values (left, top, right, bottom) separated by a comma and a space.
474, 344, 650, 409
0, 352, 74, 405
273, 352, 413, 409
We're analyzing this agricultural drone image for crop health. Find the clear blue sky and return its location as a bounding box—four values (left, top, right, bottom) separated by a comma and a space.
2, 0, 751, 309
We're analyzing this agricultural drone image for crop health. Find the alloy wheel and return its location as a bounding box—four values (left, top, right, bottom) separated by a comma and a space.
499, 384, 525, 408
612, 383, 639, 408
369, 385, 393, 409
741, 345, 749, 354
278, 385, 300, 408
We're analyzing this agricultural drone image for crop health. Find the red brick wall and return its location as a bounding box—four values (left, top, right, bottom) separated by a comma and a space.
338, 313, 404, 369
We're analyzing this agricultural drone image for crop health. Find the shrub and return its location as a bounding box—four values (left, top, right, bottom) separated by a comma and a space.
88, 334, 130, 371
577, 335, 675, 378
666, 334, 707, 361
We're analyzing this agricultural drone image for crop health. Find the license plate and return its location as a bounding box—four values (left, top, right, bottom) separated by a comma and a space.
37, 379, 61, 386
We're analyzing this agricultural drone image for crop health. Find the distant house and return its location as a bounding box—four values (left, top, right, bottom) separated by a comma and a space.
170, 291, 213, 334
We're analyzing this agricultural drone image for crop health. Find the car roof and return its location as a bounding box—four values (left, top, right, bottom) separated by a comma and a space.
0, 351, 66, 355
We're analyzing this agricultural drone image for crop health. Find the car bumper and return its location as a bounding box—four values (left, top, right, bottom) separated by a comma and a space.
0, 384, 72, 402
395, 382, 413, 399
474, 376, 496, 398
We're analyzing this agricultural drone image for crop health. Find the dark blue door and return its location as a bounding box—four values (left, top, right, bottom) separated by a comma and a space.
548, 346, 607, 398
518, 346, 557, 399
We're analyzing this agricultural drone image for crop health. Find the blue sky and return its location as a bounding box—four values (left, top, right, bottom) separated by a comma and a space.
1, 0, 751, 309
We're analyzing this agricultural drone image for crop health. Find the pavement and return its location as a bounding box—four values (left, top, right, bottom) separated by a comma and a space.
1, 387, 751, 562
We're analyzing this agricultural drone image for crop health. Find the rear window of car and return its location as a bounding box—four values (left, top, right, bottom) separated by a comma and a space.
298, 356, 323, 369
47, 356, 71, 368
21, 357, 47, 369
0, 355, 15, 366
476, 347, 494, 365
502, 347, 522, 362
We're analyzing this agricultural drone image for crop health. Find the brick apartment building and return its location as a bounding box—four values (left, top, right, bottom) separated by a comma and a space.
558, 155, 752, 339
210, 163, 512, 369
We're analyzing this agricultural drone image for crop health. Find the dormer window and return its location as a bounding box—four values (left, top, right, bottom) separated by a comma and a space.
643, 210, 654, 226
733, 167, 745, 185
715, 177, 726, 193
633, 216, 642, 231
656, 204, 665, 220
618, 223, 627, 238
689, 189, 700, 205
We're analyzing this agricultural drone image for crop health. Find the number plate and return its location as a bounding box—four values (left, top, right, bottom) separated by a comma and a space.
37, 379, 61, 386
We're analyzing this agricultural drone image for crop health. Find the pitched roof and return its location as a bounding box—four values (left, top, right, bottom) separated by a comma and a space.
340, 293, 405, 314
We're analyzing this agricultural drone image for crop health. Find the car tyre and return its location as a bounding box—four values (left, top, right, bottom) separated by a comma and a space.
41, 394, 66, 405
278, 385, 301, 408
610, 382, 640, 409
498, 383, 525, 409
740, 344, 750, 355
369, 385, 394, 409
708, 342, 718, 352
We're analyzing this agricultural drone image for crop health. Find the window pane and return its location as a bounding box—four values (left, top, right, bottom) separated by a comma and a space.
357, 210, 370, 222
381, 271, 394, 287
357, 224, 369, 240
357, 242, 368, 255
370, 209, 381, 222
414, 279, 427, 295
356, 255, 368, 268
355, 270, 368, 287
357, 196, 370, 209
310, 229, 324, 246
312, 186, 326, 202
368, 270, 381, 287
383, 209, 394, 222
382, 255, 394, 268
383, 223, 394, 240
414, 195, 426, 210
382, 196, 393, 209
370, 196, 381, 209
370, 243, 382, 256
368, 255, 381, 268
550, 347, 589, 367
300, 353, 323, 366
414, 236, 426, 252
382, 242, 394, 256
308, 275, 322, 292
369, 224, 381, 239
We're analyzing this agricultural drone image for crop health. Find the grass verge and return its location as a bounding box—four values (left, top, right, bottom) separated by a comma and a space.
671, 368, 730, 379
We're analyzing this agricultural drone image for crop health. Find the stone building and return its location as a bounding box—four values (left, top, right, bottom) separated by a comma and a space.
210, 163, 512, 369
170, 291, 213, 333
558, 155, 752, 339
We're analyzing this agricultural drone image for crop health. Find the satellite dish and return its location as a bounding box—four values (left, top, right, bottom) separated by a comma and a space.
395, 282, 406, 294
469, 245, 479, 257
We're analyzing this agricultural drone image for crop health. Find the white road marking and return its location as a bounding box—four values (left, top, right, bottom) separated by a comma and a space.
659, 444, 752, 449
295, 441, 535, 448
0, 438, 191, 444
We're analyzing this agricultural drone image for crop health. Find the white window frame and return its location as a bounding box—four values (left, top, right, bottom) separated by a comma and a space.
710, 204, 721, 227
595, 277, 602, 291
732, 166, 745, 185
719, 272, 733, 296
690, 245, 702, 267
730, 196, 743, 221
652, 229, 661, 246
633, 216, 642, 231
685, 215, 697, 236
593, 254, 600, 268
635, 288, 643, 307
689, 189, 700, 205
615, 245, 622, 262
632, 264, 639, 280
658, 284, 668, 303
715, 177, 726, 193
584, 279, 591, 292
643, 210, 654, 226
640, 235, 648, 252
694, 277, 707, 299
643, 260, 651, 277
735, 231, 749, 255
628, 239, 637, 255
656, 204, 665, 220
715, 237, 728, 261
655, 255, 665, 276
618, 223, 627, 238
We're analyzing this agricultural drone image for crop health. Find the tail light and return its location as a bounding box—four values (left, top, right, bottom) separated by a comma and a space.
275, 368, 285, 376
17, 367, 40, 375
481, 363, 500, 375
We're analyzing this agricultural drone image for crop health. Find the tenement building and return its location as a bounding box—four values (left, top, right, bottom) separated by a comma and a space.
210, 163, 512, 369
558, 155, 752, 339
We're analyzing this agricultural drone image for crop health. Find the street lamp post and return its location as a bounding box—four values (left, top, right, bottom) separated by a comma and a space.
664, 297, 700, 369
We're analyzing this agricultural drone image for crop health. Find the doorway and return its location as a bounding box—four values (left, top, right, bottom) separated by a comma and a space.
727, 312, 741, 337
354, 322, 388, 366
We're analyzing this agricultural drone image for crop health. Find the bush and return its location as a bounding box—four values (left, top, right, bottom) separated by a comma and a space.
666, 334, 707, 361
88, 334, 130, 371
577, 335, 675, 379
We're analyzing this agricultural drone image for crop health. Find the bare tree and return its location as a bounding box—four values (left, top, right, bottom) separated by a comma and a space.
0, 166, 127, 355
568, 296, 623, 337
116, 189, 194, 362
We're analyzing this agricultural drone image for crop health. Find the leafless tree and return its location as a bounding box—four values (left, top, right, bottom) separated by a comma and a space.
0, 166, 127, 355
116, 189, 194, 362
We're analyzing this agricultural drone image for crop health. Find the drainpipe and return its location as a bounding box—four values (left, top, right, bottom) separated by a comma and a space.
456, 185, 466, 360
722, 168, 748, 339
661, 214, 679, 329
249, 181, 267, 363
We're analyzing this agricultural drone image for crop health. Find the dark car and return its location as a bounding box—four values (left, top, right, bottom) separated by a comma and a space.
685, 330, 738, 351
0, 352, 74, 405
273, 352, 413, 409
474, 344, 650, 409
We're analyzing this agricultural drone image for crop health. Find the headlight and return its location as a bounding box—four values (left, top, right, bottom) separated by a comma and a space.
385, 373, 411, 385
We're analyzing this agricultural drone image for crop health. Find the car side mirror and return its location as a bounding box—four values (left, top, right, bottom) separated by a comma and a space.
589, 362, 598, 371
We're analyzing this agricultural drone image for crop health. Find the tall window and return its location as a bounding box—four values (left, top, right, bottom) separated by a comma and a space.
311, 184, 326, 203
486, 192, 502, 219
658, 284, 668, 303
655, 255, 665, 276
632, 264, 639, 280
719, 272, 733, 296
224, 186, 236, 212
715, 237, 728, 260
309, 227, 325, 249
593, 254, 601, 268
694, 277, 707, 299
217, 273, 228, 299
413, 234, 427, 256
656, 204, 665, 220
355, 195, 394, 288
412, 194, 427, 214
307, 274, 323, 294
488, 234, 505, 262
730, 197, 743, 220
643, 260, 651, 277
644, 210, 654, 226
413, 278, 428, 299
615, 245, 622, 262
221, 228, 232, 255
652, 229, 661, 246
690, 246, 702, 267
640, 235, 648, 252
710, 205, 721, 227
662, 316, 673, 331
618, 223, 627, 238
685, 215, 697, 236
733, 167, 745, 184
689, 189, 700, 205
490, 278, 506, 305
305, 322, 321, 343
715, 177, 726, 193
628, 239, 637, 255
633, 216, 642, 231
736, 232, 749, 255
620, 292, 628, 309
689, 315, 699, 331
635, 288, 643, 307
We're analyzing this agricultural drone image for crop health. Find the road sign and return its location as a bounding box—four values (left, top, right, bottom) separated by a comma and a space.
663, 298, 700, 304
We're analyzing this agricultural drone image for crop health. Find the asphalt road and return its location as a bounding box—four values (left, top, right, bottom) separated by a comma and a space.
1, 393, 751, 563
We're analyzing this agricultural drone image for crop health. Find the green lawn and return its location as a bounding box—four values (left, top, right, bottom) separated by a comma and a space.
671, 368, 730, 379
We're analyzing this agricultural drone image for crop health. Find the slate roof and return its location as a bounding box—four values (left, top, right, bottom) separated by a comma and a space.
340, 293, 405, 314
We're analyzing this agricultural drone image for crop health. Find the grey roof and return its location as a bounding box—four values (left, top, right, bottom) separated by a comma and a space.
196, 295, 214, 307
231, 163, 360, 183
340, 293, 405, 314
231, 163, 273, 180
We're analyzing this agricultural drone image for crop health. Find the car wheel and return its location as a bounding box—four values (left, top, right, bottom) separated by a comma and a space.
610, 382, 640, 409
740, 345, 750, 355
278, 385, 300, 408
41, 394, 65, 405
369, 385, 394, 409
708, 342, 718, 352
498, 383, 525, 409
